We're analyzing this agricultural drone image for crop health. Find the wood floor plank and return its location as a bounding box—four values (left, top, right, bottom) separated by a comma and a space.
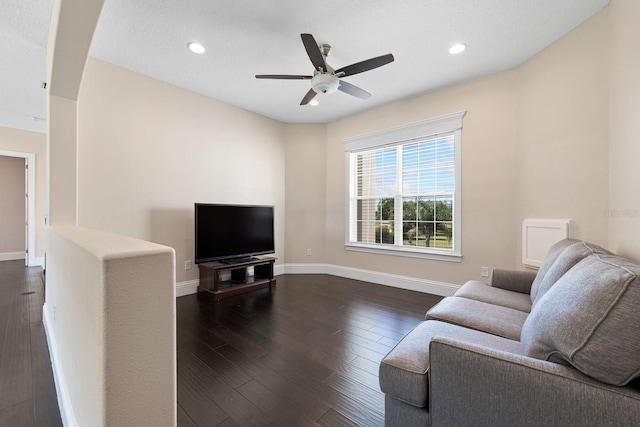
378, 336, 399, 348
259, 346, 334, 381
313, 311, 375, 332
215, 418, 242, 427
215, 344, 331, 421
258, 346, 385, 427
177, 415, 198, 427
0, 263, 440, 427
237, 380, 320, 427
0, 400, 34, 427
177, 403, 188, 420
256, 328, 357, 371
30, 321, 63, 427
179, 349, 270, 427
187, 340, 252, 389
0, 291, 32, 409
209, 326, 270, 359
176, 273, 441, 427
317, 408, 362, 427
311, 332, 387, 364
177, 349, 229, 427
348, 356, 381, 377
337, 363, 382, 392
336, 330, 393, 356
0, 261, 61, 426
323, 371, 385, 413
369, 325, 410, 341
178, 322, 228, 350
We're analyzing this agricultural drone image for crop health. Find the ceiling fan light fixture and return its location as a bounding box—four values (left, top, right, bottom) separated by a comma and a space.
187, 42, 205, 54
449, 43, 466, 55
311, 73, 339, 94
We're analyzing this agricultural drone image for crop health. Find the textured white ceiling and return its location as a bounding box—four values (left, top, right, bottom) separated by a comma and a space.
0, 0, 53, 133
1, 0, 609, 133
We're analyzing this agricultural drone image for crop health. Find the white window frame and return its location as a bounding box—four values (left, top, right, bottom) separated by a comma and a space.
343, 111, 465, 262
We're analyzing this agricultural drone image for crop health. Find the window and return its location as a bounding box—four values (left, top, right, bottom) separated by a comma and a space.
344, 112, 465, 261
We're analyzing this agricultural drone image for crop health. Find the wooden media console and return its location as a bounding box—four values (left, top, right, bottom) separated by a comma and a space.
197, 257, 276, 301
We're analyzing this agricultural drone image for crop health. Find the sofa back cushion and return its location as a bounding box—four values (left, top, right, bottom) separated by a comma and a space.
529, 239, 579, 303
530, 241, 611, 307
521, 254, 640, 386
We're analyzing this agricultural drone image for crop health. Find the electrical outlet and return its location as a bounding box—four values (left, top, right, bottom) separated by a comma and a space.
481, 266, 489, 277
306, 249, 312, 256
185, 260, 192, 270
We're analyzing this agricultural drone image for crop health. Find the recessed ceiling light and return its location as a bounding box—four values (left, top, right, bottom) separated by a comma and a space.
309, 99, 319, 106
449, 43, 466, 55
187, 42, 205, 54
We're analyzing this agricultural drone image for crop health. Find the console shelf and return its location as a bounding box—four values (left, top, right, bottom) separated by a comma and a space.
197, 257, 276, 301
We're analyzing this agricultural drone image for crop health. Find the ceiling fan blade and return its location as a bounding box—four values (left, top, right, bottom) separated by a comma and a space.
301, 33, 327, 72
338, 80, 371, 99
300, 88, 317, 105
335, 53, 394, 77
255, 74, 313, 80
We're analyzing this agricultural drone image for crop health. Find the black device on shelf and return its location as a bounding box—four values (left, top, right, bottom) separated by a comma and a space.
194, 203, 275, 264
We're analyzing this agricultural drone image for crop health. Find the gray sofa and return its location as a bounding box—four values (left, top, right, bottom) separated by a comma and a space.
379, 239, 640, 426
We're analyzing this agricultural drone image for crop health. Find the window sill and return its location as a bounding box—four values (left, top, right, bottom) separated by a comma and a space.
344, 243, 462, 262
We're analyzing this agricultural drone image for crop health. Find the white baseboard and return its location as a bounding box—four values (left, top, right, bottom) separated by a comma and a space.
176, 279, 199, 297
0, 251, 25, 261
43, 303, 77, 427
176, 263, 459, 297
282, 263, 328, 275
282, 263, 459, 297
33, 256, 45, 267
325, 264, 459, 297
274, 263, 285, 276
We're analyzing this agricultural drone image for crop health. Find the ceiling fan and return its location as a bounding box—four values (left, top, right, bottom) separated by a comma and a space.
256, 33, 394, 105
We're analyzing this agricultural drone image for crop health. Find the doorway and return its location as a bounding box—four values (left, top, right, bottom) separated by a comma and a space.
0, 150, 36, 266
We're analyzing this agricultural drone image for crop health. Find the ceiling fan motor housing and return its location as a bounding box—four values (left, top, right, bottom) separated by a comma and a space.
311, 73, 339, 94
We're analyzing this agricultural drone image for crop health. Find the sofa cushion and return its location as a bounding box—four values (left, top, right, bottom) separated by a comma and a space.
531, 241, 611, 307
529, 238, 579, 304
521, 254, 640, 386
379, 320, 520, 407
490, 268, 538, 294
454, 280, 532, 313
425, 297, 528, 341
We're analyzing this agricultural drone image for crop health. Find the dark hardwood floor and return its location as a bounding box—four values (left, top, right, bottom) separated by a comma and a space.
0, 260, 442, 426
177, 273, 442, 427
0, 260, 61, 427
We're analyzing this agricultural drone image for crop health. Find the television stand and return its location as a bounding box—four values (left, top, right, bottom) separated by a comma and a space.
219, 257, 257, 265
197, 257, 276, 301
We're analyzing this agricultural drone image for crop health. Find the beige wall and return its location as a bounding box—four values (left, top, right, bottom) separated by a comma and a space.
77, 58, 286, 283
46, 226, 176, 426
316, 5, 615, 286
45, 3, 177, 425
65, 0, 636, 290
0, 156, 25, 254
325, 72, 519, 286
608, 0, 640, 262
47, 95, 79, 225
284, 124, 327, 263
0, 126, 47, 259
516, 9, 610, 260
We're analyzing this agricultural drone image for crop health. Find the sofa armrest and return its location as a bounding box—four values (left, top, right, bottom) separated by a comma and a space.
490, 268, 537, 294
428, 337, 640, 427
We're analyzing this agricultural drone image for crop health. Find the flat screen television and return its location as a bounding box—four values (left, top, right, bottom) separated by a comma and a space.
195, 203, 275, 264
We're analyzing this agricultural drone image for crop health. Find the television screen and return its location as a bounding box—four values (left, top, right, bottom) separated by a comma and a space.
195, 204, 275, 264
